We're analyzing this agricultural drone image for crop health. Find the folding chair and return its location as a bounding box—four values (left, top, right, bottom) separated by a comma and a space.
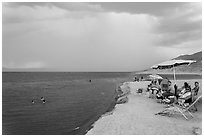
155, 95, 202, 120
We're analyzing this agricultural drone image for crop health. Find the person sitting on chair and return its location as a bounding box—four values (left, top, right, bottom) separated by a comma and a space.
178, 82, 192, 107
149, 80, 161, 98
160, 78, 169, 92
151, 80, 161, 93
178, 82, 191, 96
162, 81, 174, 99
157, 81, 175, 104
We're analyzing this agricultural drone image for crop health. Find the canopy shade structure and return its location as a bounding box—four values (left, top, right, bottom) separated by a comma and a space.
151, 60, 196, 69
151, 59, 196, 84
148, 74, 163, 80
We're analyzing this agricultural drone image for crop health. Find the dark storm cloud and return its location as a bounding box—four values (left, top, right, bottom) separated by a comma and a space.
156, 30, 201, 46
4, 2, 103, 12
3, 2, 202, 71
90, 2, 186, 16
90, 2, 202, 47
154, 3, 202, 47
3, 2, 103, 24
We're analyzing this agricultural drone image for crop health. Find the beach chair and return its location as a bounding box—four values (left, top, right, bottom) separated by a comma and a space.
155, 95, 202, 120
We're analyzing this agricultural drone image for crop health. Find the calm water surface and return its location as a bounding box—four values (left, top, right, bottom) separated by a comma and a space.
2, 72, 130, 135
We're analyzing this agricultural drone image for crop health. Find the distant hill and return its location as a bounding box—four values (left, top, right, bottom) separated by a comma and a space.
173, 51, 202, 61
173, 51, 202, 73
139, 51, 202, 74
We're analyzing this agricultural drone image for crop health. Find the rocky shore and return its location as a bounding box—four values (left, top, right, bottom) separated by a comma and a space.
115, 82, 131, 104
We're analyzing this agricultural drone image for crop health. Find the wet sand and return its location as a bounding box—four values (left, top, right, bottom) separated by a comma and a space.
87, 79, 202, 135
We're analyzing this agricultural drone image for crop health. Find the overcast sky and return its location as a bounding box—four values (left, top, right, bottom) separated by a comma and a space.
2, 2, 202, 72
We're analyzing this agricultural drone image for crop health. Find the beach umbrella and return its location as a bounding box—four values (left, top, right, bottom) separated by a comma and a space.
151, 59, 196, 84
148, 74, 163, 80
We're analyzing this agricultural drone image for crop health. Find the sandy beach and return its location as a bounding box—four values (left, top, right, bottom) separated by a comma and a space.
87, 79, 202, 135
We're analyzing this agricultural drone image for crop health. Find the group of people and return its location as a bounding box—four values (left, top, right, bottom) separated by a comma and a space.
32, 97, 46, 104
134, 76, 143, 82
147, 78, 199, 108
177, 82, 199, 107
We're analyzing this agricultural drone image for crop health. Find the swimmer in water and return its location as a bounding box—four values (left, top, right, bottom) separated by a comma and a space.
32, 100, 35, 104
42, 99, 46, 104
41, 97, 44, 100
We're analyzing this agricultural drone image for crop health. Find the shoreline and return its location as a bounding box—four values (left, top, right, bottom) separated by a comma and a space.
86, 79, 202, 135
74, 80, 128, 135
85, 81, 132, 134
64, 88, 119, 135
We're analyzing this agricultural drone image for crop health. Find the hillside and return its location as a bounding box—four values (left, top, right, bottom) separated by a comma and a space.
173, 51, 202, 73
173, 51, 202, 61
139, 51, 202, 74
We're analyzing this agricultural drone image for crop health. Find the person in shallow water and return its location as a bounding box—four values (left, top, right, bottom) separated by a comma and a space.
32, 100, 35, 104
41, 97, 46, 103
42, 99, 46, 104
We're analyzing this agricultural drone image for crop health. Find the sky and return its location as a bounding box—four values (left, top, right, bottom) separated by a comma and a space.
2, 2, 202, 72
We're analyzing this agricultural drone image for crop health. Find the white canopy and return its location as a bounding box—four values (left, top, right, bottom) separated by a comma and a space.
151, 59, 196, 84
151, 60, 196, 69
